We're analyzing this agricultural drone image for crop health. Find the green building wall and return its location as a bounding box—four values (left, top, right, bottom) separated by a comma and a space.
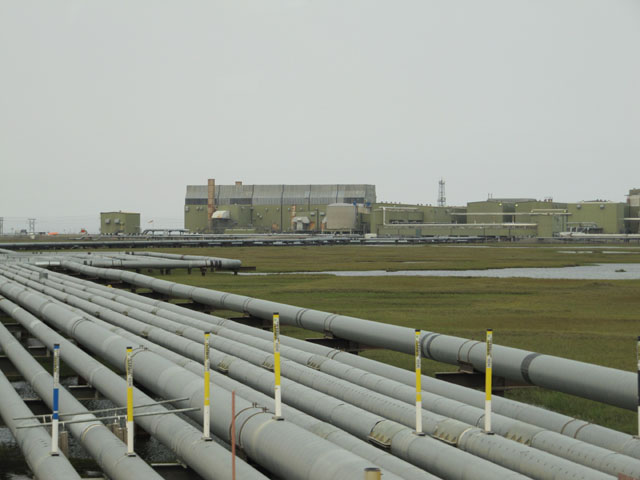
566, 202, 625, 234
100, 212, 140, 235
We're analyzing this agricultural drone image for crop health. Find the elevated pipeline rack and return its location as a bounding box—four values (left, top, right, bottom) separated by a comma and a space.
0, 248, 638, 480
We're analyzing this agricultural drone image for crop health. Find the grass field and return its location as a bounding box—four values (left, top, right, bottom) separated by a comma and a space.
135, 243, 640, 434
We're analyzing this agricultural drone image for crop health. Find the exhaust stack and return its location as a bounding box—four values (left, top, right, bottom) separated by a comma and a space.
207, 179, 215, 231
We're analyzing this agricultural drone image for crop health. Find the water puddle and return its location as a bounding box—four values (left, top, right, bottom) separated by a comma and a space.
239, 263, 640, 280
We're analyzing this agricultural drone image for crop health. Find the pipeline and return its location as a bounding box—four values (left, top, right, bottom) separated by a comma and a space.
29, 262, 640, 459
0, 367, 82, 480
56, 260, 635, 411
57, 298, 439, 480
0, 290, 264, 480
125, 251, 242, 269
38, 274, 619, 480
0, 319, 163, 480
0, 270, 530, 480
16, 269, 624, 480
2, 267, 434, 480
73, 272, 629, 479
0, 276, 402, 480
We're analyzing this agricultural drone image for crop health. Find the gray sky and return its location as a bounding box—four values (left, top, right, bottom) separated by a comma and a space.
1, 0, 639, 231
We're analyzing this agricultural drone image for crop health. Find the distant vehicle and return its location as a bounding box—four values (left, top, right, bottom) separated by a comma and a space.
80, 228, 87, 234
47, 232, 59, 236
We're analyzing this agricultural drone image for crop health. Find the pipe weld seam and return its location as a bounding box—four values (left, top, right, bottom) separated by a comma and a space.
559, 418, 579, 435
572, 421, 592, 439
423, 333, 440, 359
231, 408, 264, 449
456, 426, 476, 446
520, 353, 542, 384
294, 309, 309, 328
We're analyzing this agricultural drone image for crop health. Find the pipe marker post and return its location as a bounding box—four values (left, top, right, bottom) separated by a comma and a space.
485, 329, 493, 433
364, 467, 382, 480
231, 390, 236, 480
273, 312, 283, 420
51, 343, 60, 456
414, 329, 424, 435
126, 346, 135, 456
637, 336, 640, 437
203, 332, 212, 440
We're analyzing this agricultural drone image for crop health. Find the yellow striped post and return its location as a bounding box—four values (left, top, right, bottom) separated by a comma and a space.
414, 329, 424, 435
203, 332, 212, 440
637, 336, 640, 437
273, 313, 283, 420
126, 346, 135, 455
364, 467, 382, 479
484, 329, 493, 433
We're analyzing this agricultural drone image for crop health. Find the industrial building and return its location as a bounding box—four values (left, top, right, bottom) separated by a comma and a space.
184, 180, 376, 233
100, 211, 140, 235
184, 181, 640, 240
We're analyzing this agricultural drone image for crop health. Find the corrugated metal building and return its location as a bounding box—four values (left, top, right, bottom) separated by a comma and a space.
185, 182, 376, 233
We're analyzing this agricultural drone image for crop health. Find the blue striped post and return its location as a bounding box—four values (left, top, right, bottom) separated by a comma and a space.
51, 343, 60, 455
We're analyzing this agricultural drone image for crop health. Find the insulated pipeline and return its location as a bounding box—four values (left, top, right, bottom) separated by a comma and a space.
0, 363, 82, 480
0, 276, 402, 480
56, 261, 635, 410
27, 262, 640, 459
0, 319, 164, 480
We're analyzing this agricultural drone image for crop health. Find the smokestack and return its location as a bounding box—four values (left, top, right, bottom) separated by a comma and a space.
207, 179, 216, 231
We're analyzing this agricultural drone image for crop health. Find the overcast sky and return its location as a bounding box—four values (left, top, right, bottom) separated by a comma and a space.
1, 0, 639, 230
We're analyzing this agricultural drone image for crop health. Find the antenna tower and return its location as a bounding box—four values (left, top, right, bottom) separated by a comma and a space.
437, 179, 446, 207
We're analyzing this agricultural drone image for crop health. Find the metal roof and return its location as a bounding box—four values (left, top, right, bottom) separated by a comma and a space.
185, 184, 376, 206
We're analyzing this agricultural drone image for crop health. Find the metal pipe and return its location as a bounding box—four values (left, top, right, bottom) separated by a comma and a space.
78, 304, 439, 480
19, 263, 640, 459
24, 272, 624, 480
3, 269, 525, 479
0, 319, 164, 480
125, 251, 242, 270
55, 260, 636, 411
0, 366, 82, 480
82, 297, 614, 480
61, 301, 438, 480
3, 264, 436, 480
0, 277, 399, 480
75, 308, 522, 479
0, 290, 265, 480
